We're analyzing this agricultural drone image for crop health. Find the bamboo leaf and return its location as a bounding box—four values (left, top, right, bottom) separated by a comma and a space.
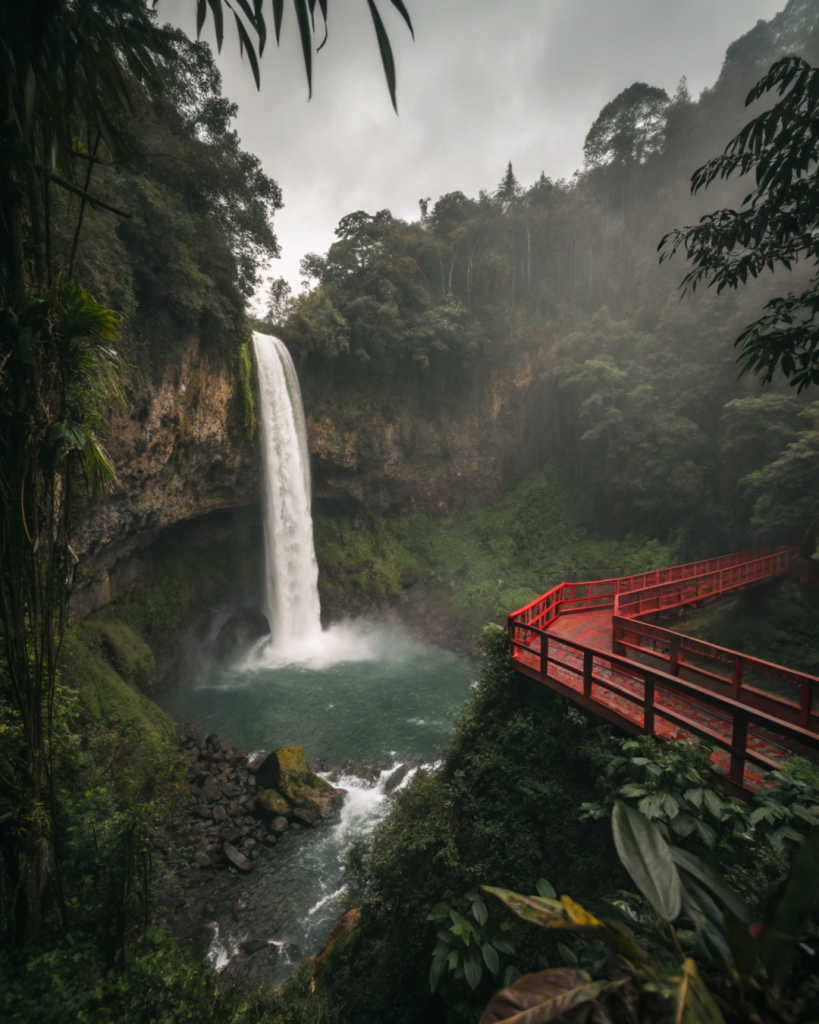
293, 0, 313, 97
367, 0, 398, 112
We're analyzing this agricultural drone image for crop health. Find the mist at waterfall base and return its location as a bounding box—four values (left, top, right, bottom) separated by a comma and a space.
156, 334, 474, 984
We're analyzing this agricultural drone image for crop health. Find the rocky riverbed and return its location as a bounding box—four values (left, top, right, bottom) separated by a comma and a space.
164, 725, 418, 989
179, 726, 345, 873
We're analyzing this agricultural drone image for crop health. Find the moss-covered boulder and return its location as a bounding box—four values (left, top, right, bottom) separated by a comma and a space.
257, 788, 291, 816
255, 746, 343, 819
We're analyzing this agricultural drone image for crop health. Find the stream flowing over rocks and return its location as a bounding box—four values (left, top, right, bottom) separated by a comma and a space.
166, 723, 422, 989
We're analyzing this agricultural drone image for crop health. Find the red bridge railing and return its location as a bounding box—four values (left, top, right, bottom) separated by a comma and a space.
508, 545, 816, 793
612, 615, 819, 732
508, 620, 818, 789
615, 547, 799, 619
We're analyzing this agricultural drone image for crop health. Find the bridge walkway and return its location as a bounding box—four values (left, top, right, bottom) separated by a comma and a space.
508, 547, 819, 795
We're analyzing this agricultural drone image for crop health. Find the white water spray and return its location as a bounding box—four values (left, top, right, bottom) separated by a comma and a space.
252, 331, 321, 649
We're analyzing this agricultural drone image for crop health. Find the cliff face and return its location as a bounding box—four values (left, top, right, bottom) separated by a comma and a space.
70, 341, 553, 619
304, 349, 553, 517
70, 335, 258, 617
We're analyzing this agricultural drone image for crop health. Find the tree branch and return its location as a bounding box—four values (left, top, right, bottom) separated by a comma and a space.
43, 171, 132, 219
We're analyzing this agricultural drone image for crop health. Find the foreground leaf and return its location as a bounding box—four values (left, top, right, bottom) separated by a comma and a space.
479, 969, 621, 1024
667, 958, 725, 1024
483, 886, 644, 964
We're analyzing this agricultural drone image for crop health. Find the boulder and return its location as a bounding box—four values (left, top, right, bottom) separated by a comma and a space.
384, 762, 414, 795
240, 938, 275, 956
257, 789, 291, 816
210, 608, 270, 661
201, 776, 223, 803
223, 842, 254, 873
291, 808, 320, 827
255, 746, 344, 819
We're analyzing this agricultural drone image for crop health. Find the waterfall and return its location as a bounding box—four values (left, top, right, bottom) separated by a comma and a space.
252, 331, 321, 650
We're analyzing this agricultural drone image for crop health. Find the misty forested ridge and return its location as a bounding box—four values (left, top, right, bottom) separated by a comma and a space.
3, 1, 819, 1023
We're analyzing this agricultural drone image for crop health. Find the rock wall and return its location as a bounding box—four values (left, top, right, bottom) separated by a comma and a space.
304, 348, 554, 516
71, 341, 554, 619
70, 335, 258, 618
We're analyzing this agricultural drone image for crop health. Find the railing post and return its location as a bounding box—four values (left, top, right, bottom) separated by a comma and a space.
801, 677, 812, 730
732, 656, 743, 700
730, 710, 749, 788
643, 676, 655, 735
540, 634, 548, 683
583, 650, 593, 698
669, 637, 679, 676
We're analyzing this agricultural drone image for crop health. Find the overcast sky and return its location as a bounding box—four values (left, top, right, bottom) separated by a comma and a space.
166, 0, 786, 301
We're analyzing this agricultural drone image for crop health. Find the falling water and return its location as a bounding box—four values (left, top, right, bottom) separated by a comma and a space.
252, 331, 321, 649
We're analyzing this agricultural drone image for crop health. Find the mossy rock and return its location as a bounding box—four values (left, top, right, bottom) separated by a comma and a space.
256, 746, 342, 818
257, 788, 292, 816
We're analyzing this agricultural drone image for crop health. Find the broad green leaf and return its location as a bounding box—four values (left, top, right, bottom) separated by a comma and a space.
557, 942, 577, 965
478, 969, 618, 1024
638, 793, 665, 819
536, 879, 557, 899
482, 942, 500, 975
670, 847, 753, 925
670, 814, 697, 837
482, 887, 565, 928
685, 787, 704, 809
436, 930, 460, 946
703, 790, 724, 820
429, 952, 447, 992
472, 899, 489, 926
464, 949, 482, 989
502, 964, 522, 987
451, 909, 476, 934
492, 938, 516, 956
612, 801, 682, 921
484, 886, 644, 964
791, 804, 819, 825
693, 819, 717, 849
427, 902, 451, 921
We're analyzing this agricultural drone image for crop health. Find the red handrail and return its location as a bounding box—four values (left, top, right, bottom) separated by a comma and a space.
507, 545, 815, 793
508, 618, 819, 788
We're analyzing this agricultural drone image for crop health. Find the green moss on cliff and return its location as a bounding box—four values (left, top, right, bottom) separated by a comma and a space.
394, 465, 674, 621
314, 516, 422, 603
116, 529, 260, 652
60, 622, 175, 769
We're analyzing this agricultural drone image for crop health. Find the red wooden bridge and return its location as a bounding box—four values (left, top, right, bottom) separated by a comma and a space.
508, 547, 819, 795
